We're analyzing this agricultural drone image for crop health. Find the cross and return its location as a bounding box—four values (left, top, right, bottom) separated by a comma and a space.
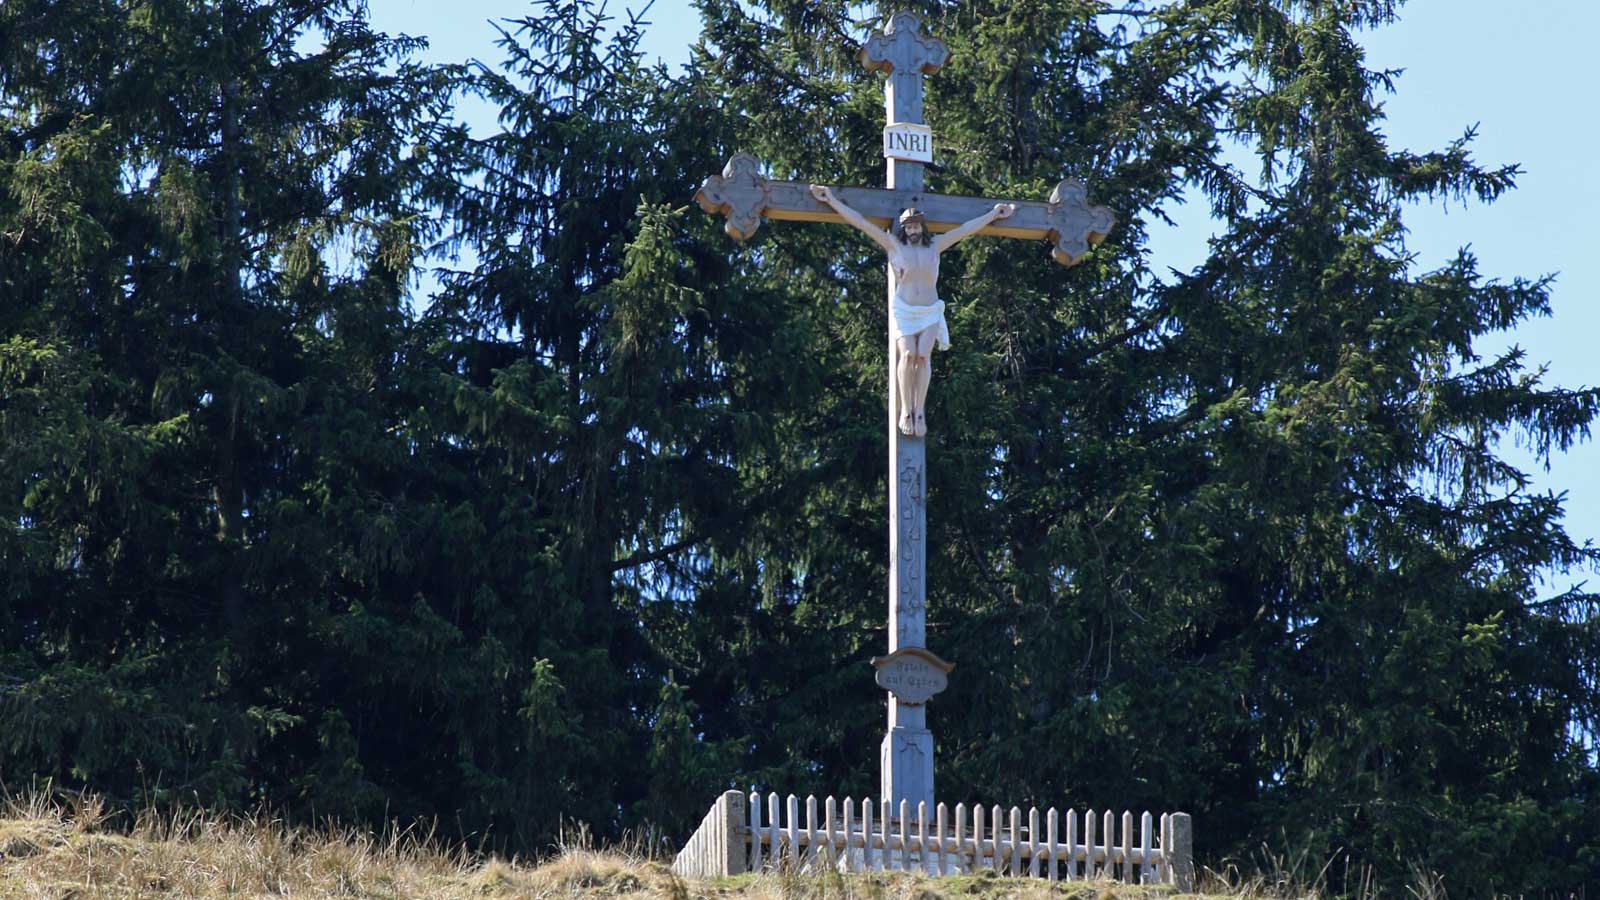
695, 10, 1114, 817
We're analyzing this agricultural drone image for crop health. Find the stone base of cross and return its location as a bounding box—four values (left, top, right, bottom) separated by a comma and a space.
696, 9, 1113, 817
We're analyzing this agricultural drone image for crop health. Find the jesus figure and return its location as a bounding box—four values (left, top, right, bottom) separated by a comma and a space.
810, 185, 1015, 436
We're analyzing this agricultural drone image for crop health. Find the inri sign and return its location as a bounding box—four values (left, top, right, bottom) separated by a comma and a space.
883, 122, 933, 164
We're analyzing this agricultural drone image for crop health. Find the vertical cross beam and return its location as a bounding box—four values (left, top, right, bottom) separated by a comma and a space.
864, 9, 947, 820
862, 10, 948, 194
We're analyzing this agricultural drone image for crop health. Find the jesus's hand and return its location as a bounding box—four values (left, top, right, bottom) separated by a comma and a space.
810, 184, 835, 204
992, 203, 1016, 220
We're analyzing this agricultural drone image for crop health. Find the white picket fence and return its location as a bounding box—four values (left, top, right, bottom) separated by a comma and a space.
672, 790, 1193, 891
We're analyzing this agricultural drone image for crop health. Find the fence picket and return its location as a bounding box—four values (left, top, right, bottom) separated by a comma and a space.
954, 804, 968, 875
1084, 810, 1097, 879
976, 805, 988, 874
935, 803, 949, 875
1108, 809, 1118, 881
838, 794, 851, 864
1140, 811, 1153, 883
881, 797, 893, 872
1045, 808, 1058, 881
1028, 807, 1041, 877
766, 793, 779, 872
863, 799, 876, 872
1164, 810, 1177, 877
803, 796, 816, 867
832, 794, 844, 864
979, 800, 992, 871
842, 798, 856, 873
1005, 807, 1018, 876
750, 792, 762, 873
913, 802, 927, 875
786, 795, 800, 869
1121, 811, 1133, 883
1102, 810, 1115, 881
1066, 809, 1078, 881
893, 800, 906, 872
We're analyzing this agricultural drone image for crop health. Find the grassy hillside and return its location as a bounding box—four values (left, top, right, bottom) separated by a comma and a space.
0, 789, 1390, 899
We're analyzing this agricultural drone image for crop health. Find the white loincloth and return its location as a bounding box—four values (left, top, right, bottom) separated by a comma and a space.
892, 295, 951, 350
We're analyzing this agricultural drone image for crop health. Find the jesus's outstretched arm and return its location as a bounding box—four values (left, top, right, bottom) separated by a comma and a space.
933, 202, 1015, 253
811, 184, 899, 254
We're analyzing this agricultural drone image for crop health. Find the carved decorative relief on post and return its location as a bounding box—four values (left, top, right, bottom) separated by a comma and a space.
896, 451, 925, 625
894, 447, 926, 649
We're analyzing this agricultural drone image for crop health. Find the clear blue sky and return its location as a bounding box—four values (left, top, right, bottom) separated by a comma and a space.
367, 1, 1599, 597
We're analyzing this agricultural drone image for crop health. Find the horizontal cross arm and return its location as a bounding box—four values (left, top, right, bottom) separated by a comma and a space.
695, 153, 1114, 266
761, 182, 1110, 259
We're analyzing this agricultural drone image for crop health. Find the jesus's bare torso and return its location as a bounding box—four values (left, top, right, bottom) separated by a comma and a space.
890, 241, 940, 306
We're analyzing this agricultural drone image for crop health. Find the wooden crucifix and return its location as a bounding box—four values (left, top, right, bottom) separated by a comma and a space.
695, 10, 1114, 817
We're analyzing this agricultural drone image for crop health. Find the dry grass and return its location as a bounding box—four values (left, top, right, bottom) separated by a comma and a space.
0, 785, 498, 898
0, 786, 1406, 900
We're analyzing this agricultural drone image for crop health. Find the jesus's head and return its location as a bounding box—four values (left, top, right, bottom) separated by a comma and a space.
894, 208, 931, 246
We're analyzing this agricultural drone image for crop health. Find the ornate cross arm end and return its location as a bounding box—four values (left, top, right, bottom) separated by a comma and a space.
861, 10, 949, 76
693, 152, 770, 241
1046, 179, 1116, 267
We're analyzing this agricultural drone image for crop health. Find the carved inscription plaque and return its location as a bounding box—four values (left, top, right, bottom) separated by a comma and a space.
882, 123, 933, 163
871, 647, 954, 706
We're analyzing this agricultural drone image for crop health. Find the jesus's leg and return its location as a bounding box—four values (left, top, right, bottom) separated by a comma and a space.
896, 336, 917, 435
911, 328, 938, 436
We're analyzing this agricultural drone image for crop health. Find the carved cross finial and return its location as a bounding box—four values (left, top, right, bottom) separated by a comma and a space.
861, 11, 948, 125
694, 152, 769, 240
1045, 179, 1117, 267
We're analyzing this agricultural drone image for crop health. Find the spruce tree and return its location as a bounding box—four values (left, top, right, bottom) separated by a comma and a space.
1, 0, 456, 821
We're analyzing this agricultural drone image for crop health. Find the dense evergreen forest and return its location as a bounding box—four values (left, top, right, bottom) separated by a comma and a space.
3, 0, 1598, 893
